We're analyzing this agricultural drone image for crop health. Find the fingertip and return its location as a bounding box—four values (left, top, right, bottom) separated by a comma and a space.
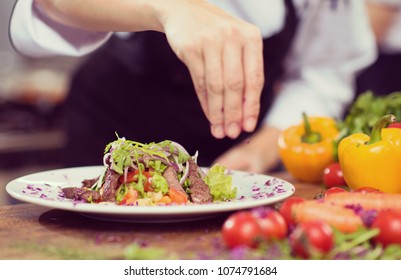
226, 122, 241, 139
243, 117, 257, 132
211, 125, 225, 139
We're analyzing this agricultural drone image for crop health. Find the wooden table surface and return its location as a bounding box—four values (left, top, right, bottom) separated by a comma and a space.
0, 172, 324, 260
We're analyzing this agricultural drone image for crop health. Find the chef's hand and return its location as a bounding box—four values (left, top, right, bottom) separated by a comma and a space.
213, 126, 281, 174
161, 0, 264, 139
34, 0, 263, 139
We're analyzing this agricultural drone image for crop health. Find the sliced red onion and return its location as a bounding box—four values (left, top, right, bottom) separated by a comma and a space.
192, 151, 206, 178
92, 167, 107, 191
140, 155, 171, 167
172, 154, 185, 172
192, 150, 199, 163
123, 166, 129, 183
103, 153, 111, 166
171, 141, 190, 156
179, 162, 190, 185
170, 162, 179, 172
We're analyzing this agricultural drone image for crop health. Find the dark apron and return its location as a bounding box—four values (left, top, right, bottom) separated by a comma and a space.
63, 0, 298, 167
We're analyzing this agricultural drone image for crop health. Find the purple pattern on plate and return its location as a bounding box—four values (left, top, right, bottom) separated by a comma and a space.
241, 176, 290, 200
22, 184, 63, 202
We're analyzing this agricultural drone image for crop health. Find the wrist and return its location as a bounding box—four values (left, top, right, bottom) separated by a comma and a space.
150, 0, 207, 32
254, 125, 281, 145
138, 0, 167, 32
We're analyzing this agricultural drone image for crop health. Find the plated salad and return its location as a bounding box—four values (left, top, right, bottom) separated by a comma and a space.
62, 137, 237, 206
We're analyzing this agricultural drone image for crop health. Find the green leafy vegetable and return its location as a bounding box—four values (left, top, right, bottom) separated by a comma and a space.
106, 137, 172, 175
203, 164, 237, 201
149, 160, 167, 174
115, 184, 128, 203
151, 173, 169, 194
339, 91, 401, 135
333, 91, 401, 160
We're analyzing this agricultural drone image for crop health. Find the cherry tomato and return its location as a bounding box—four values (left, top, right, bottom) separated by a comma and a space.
279, 197, 306, 228
289, 220, 334, 258
222, 211, 264, 249
252, 208, 288, 240
324, 186, 347, 198
323, 162, 347, 188
354, 186, 383, 194
371, 210, 401, 247
388, 122, 401, 129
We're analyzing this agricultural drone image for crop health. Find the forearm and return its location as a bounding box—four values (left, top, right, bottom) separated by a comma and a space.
35, 0, 175, 32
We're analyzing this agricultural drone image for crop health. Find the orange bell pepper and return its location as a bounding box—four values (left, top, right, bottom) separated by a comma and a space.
278, 113, 339, 183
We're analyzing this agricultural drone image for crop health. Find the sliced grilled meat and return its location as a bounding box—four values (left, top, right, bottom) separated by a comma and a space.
81, 177, 99, 188
188, 159, 212, 204
62, 187, 101, 202
163, 166, 187, 194
101, 169, 120, 202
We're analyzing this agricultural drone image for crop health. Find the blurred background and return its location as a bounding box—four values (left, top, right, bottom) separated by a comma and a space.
0, 1, 81, 206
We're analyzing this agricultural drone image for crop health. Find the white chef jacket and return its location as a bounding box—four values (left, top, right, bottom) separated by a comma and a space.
9, 0, 376, 130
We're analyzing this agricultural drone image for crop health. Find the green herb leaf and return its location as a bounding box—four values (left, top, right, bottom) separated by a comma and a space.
151, 173, 169, 194
203, 164, 236, 201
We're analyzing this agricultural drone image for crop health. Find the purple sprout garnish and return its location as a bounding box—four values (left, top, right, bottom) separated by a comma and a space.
251, 206, 273, 219
360, 209, 378, 227
229, 246, 247, 260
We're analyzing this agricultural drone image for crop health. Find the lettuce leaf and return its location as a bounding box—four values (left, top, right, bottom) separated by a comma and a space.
151, 173, 168, 195
203, 164, 236, 201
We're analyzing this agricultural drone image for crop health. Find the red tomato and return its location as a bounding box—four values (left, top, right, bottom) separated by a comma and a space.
252, 208, 288, 240
323, 162, 347, 188
354, 186, 383, 194
120, 188, 139, 205
119, 170, 154, 192
119, 170, 138, 183
168, 188, 189, 204
324, 186, 347, 198
388, 122, 401, 129
371, 211, 401, 247
289, 220, 334, 258
222, 211, 264, 249
279, 197, 306, 228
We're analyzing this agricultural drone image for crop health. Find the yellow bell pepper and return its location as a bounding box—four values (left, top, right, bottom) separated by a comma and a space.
338, 114, 401, 193
278, 113, 339, 183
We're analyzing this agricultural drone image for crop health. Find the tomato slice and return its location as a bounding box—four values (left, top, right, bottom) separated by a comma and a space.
120, 188, 139, 205
119, 170, 154, 192
168, 188, 189, 204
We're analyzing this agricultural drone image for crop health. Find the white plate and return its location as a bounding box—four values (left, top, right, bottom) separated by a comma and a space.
6, 166, 295, 223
